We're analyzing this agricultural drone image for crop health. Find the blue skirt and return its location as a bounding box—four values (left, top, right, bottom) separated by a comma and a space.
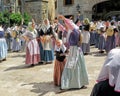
98, 35, 105, 50
39, 42, 54, 62
95, 33, 100, 48
12, 38, 21, 51
105, 36, 115, 53
0, 38, 7, 60
90, 31, 96, 45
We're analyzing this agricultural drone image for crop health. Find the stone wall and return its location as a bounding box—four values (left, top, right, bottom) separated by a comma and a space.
25, 0, 48, 23
25, 0, 56, 23
48, 0, 55, 22
56, 0, 108, 21
24, 0, 108, 23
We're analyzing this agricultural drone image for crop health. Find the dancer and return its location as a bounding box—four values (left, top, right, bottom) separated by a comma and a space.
22, 22, 40, 66
38, 19, 54, 64
54, 39, 68, 86
0, 24, 7, 62
58, 15, 89, 90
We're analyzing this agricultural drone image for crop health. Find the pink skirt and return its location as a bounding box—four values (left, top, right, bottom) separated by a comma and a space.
25, 39, 40, 65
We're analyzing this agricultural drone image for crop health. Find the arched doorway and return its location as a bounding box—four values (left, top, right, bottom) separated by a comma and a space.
92, 0, 120, 21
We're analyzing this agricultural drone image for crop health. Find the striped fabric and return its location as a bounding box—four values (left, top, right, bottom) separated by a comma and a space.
25, 39, 40, 65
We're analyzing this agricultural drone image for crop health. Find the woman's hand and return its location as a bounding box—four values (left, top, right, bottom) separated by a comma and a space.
58, 15, 65, 20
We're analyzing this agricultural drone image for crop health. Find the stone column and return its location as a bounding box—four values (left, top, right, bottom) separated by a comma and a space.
48, 0, 55, 22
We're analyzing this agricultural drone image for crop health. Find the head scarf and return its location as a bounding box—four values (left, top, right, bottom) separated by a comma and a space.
55, 39, 66, 53
83, 18, 90, 25
40, 19, 51, 33
97, 48, 120, 92
27, 22, 34, 32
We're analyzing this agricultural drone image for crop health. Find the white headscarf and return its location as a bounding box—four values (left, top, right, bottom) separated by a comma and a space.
55, 40, 66, 53
40, 19, 50, 33
97, 48, 120, 92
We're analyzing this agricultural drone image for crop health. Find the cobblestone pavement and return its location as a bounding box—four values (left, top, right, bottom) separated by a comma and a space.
0, 46, 107, 96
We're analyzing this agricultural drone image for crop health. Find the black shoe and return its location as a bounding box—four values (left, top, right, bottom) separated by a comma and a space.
30, 64, 34, 67
99, 51, 104, 53
101, 51, 104, 53
80, 86, 87, 89
84, 53, 88, 55
39, 62, 43, 64
2, 58, 6, 61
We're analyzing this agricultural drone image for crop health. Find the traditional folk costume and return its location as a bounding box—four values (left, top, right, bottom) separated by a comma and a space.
115, 22, 120, 47
54, 40, 68, 86
105, 23, 116, 53
22, 22, 40, 65
5, 27, 12, 51
58, 23, 70, 49
89, 21, 97, 45
90, 49, 120, 96
20, 26, 27, 52
115, 21, 120, 46
95, 21, 103, 48
38, 19, 54, 64
61, 18, 89, 90
115, 29, 120, 47
98, 27, 106, 53
11, 26, 21, 52
81, 24, 90, 55
0, 26, 7, 62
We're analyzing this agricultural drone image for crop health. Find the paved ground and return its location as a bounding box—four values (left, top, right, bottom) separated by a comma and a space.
0, 46, 107, 96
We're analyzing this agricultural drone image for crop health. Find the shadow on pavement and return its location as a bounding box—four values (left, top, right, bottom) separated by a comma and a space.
4, 63, 53, 71
89, 51, 107, 57
4, 64, 34, 71
10, 54, 25, 58
21, 82, 61, 96
21, 82, 87, 96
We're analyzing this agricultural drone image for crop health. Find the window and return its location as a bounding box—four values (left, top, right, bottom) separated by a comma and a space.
64, 0, 74, 5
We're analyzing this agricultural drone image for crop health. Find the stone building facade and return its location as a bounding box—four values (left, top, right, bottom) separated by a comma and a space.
24, 0, 56, 23
0, 0, 21, 13
56, 0, 108, 21
24, 0, 49, 23
24, 0, 109, 23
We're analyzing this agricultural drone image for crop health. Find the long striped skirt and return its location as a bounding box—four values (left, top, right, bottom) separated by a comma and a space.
0, 38, 7, 60
61, 46, 89, 89
90, 31, 96, 45
12, 38, 21, 52
81, 43, 90, 54
105, 36, 115, 53
98, 35, 105, 51
26, 39, 40, 65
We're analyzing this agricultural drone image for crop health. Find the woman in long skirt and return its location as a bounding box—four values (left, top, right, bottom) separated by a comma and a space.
58, 15, 89, 90
0, 25, 7, 62
11, 26, 21, 52
81, 24, 90, 55
22, 22, 40, 66
105, 25, 116, 53
38, 19, 54, 64
98, 27, 106, 53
